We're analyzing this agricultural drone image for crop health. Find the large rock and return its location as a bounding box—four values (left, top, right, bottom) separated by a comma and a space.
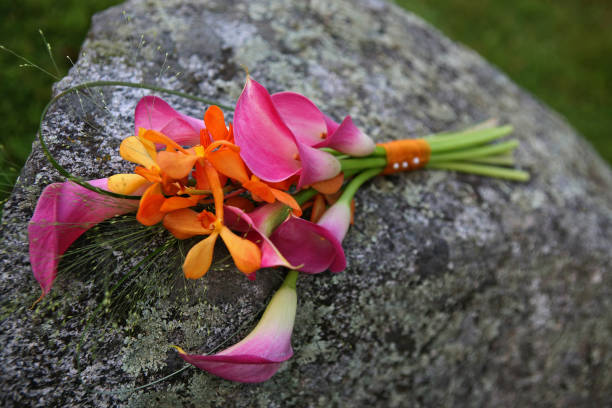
1, 0, 611, 406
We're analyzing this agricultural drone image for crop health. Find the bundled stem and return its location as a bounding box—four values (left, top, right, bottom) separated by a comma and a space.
339, 121, 529, 181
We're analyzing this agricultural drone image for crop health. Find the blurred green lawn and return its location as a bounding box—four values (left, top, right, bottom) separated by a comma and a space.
0, 0, 123, 205
0, 0, 610, 207
396, 0, 612, 163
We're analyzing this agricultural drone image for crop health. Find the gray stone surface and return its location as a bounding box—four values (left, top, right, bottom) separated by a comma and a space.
2, 0, 612, 406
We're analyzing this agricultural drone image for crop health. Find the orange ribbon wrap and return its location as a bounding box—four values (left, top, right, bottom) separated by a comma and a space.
377, 139, 431, 175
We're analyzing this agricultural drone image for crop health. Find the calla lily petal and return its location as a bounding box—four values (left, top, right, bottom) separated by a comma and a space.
224, 205, 298, 270
246, 202, 290, 237
270, 216, 346, 273
295, 143, 341, 189
316, 200, 352, 272
225, 203, 347, 273
271, 92, 328, 146
234, 78, 301, 182
135, 96, 204, 146
323, 114, 340, 135
28, 179, 138, 298
316, 115, 375, 157
176, 270, 298, 383
316, 200, 351, 244
235, 78, 344, 187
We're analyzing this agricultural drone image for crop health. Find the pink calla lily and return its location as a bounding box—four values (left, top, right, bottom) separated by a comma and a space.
269, 215, 346, 273
28, 179, 138, 299
225, 202, 347, 274
266, 199, 352, 274
316, 200, 352, 244
234, 78, 343, 188
135, 96, 204, 146
271, 92, 376, 157
176, 269, 298, 383
224, 205, 299, 271
313, 200, 352, 272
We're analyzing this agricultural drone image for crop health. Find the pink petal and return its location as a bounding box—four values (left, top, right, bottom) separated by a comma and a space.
324, 114, 340, 135
316, 201, 352, 272
316, 115, 375, 157
316, 201, 351, 243
270, 216, 346, 273
28, 179, 138, 297
224, 206, 298, 270
177, 270, 297, 383
247, 202, 290, 236
296, 143, 341, 189
271, 92, 328, 146
234, 78, 301, 182
135, 96, 203, 146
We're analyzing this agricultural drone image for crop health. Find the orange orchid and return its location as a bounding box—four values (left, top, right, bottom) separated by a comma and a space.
108, 128, 198, 226
163, 162, 261, 279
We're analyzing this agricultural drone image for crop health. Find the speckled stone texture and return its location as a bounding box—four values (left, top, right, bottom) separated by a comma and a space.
1, 0, 612, 406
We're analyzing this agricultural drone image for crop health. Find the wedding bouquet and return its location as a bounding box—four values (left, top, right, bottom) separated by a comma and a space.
29, 76, 528, 383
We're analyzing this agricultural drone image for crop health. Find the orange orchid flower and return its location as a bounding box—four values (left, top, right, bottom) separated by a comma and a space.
108, 128, 198, 226
164, 162, 261, 279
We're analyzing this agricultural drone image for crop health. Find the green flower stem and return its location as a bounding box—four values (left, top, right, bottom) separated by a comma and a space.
340, 157, 387, 172
464, 154, 515, 166
342, 168, 362, 178
372, 145, 387, 157
283, 270, 299, 289
321, 147, 344, 156
427, 140, 519, 164
426, 126, 513, 153
427, 161, 530, 181
294, 188, 318, 205
186, 185, 236, 196
338, 167, 383, 205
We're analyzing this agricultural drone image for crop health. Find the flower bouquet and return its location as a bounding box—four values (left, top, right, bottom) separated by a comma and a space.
29, 76, 528, 383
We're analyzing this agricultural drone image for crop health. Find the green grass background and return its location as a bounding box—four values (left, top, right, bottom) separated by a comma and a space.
1, 0, 610, 206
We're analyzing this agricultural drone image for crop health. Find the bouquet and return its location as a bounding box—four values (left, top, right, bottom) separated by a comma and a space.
29, 76, 528, 383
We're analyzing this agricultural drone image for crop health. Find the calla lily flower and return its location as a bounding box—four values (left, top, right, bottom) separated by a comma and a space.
263, 198, 353, 274
175, 269, 298, 383
269, 212, 347, 274
135, 96, 205, 146
28, 179, 138, 300
224, 202, 347, 274
234, 78, 374, 188
271, 92, 376, 157
224, 204, 299, 271
315, 199, 352, 245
